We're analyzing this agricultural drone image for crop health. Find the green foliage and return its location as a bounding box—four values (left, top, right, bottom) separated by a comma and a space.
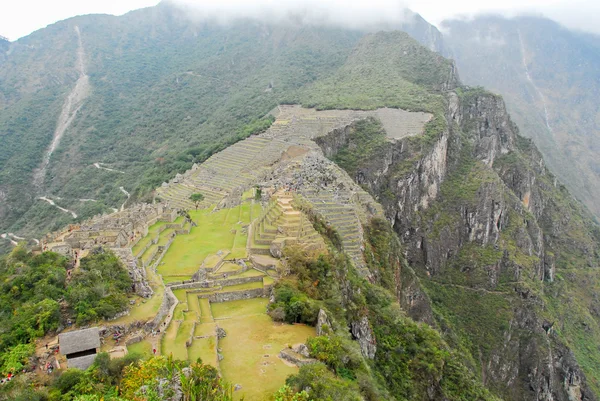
274, 385, 309, 401
268, 281, 320, 325
66, 251, 133, 325
330, 118, 387, 178
0, 343, 35, 375
286, 363, 363, 401
189, 193, 204, 210
120, 356, 232, 401
0, 248, 133, 354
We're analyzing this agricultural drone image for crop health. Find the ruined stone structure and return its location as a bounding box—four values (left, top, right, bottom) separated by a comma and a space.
42, 203, 179, 298
156, 105, 428, 273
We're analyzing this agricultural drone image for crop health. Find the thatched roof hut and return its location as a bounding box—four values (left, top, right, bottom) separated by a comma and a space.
58, 327, 101, 370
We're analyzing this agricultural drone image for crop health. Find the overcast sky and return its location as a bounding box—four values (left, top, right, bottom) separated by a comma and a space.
1, 0, 599, 41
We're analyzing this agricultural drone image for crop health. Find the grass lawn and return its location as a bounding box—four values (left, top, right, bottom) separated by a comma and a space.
211, 298, 268, 319
158, 228, 176, 246
218, 310, 315, 400
188, 336, 218, 366
132, 220, 172, 255
127, 339, 153, 358
218, 262, 242, 273
172, 289, 188, 303
187, 292, 200, 317
203, 253, 224, 269
237, 269, 266, 278
263, 276, 275, 286
166, 320, 193, 360
161, 320, 179, 355
194, 322, 216, 337
107, 265, 164, 325
141, 244, 158, 265
158, 208, 241, 278
217, 281, 263, 293
199, 298, 213, 323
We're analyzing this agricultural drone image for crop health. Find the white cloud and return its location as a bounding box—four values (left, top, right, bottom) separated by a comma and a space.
1, 0, 599, 41
168, 0, 411, 29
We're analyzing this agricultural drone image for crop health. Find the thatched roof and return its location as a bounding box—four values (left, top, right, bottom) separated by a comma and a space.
67, 354, 98, 370
58, 327, 100, 355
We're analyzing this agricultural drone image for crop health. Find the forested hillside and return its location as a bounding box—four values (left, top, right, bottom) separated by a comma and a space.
1, 3, 600, 401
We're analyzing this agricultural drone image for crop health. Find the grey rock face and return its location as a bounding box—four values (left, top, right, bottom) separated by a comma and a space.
316, 309, 332, 336
350, 316, 376, 360
316, 89, 598, 400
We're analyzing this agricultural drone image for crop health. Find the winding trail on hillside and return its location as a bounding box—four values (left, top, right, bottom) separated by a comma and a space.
93, 163, 125, 174
518, 30, 553, 133
119, 187, 130, 211
33, 25, 90, 188
38, 197, 78, 218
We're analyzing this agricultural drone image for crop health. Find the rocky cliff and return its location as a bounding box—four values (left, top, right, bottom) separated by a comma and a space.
317, 87, 600, 400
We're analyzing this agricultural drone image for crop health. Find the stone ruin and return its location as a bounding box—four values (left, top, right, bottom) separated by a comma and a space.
42, 203, 178, 298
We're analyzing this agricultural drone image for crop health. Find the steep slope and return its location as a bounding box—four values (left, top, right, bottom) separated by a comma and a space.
442, 16, 600, 219
318, 67, 600, 399
0, 3, 366, 247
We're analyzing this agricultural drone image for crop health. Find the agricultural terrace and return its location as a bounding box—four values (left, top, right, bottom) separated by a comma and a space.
121, 195, 316, 399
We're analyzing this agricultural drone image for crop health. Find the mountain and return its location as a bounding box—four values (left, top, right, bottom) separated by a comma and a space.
0, 3, 600, 400
441, 15, 600, 220
0, 3, 366, 248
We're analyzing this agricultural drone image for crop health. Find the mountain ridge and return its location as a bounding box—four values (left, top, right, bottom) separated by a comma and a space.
0, 5, 599, 400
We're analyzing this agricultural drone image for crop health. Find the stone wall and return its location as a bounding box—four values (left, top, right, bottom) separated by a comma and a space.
168, 275, 263, 291
151, 285, 178, 331
204, 285, 272, 303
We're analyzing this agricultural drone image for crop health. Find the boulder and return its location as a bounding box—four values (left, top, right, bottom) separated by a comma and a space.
316, 309, 331, 336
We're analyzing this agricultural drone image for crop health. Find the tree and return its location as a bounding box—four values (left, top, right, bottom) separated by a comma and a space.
189, 193, 205, 210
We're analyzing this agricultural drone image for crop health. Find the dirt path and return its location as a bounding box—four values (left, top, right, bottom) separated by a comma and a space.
33, 25, 90, 188
119, 186, 130, 211
93, 162, 125, 174
38, 196, 78, 218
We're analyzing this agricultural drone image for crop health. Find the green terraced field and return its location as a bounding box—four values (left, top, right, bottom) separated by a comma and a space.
127, 339, 153, 357
159, 205, 258, 281
216, 300, 315, 400
211, 298, 268, 319
188, 336, 217, 365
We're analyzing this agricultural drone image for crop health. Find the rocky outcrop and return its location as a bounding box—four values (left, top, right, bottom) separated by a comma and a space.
350, 316, 376, 360
318, 88, 600, 400
316, 309, 332, 336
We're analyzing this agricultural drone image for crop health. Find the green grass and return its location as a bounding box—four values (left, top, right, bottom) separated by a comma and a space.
237, 269, 266, 278
188, 336, 217, 366
199, 298, 213, 323
218, 311, 315, 400
186, 292, 200, 317
211, 298, 269, 319
159, 205, 253, 280
218, 281, 263, 292
218, 262, 241, 273
107, 263, 164, 325
127, 339, 153, 357
263, 276, 275, 286
132, 220, 173, 255
158, 228, 175, 246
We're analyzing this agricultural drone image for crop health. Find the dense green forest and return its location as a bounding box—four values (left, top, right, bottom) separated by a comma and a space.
0, 247, 132, 375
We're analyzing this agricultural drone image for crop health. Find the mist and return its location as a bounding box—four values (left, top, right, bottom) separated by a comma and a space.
166, 0, 412, 30
167, 0, 600, 36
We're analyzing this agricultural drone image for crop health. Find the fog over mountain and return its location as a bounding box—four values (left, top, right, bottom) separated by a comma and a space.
2, 0, 600, 40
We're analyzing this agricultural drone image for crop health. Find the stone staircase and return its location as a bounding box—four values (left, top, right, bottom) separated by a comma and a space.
250, 191, 325, 256
300, 189, 368, 272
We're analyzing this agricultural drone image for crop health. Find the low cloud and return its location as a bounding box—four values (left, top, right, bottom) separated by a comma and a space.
167, 0, 412, 30
168, 0, 600, 36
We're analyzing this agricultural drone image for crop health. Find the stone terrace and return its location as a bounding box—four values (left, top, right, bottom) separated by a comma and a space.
156, 105, 422, 275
